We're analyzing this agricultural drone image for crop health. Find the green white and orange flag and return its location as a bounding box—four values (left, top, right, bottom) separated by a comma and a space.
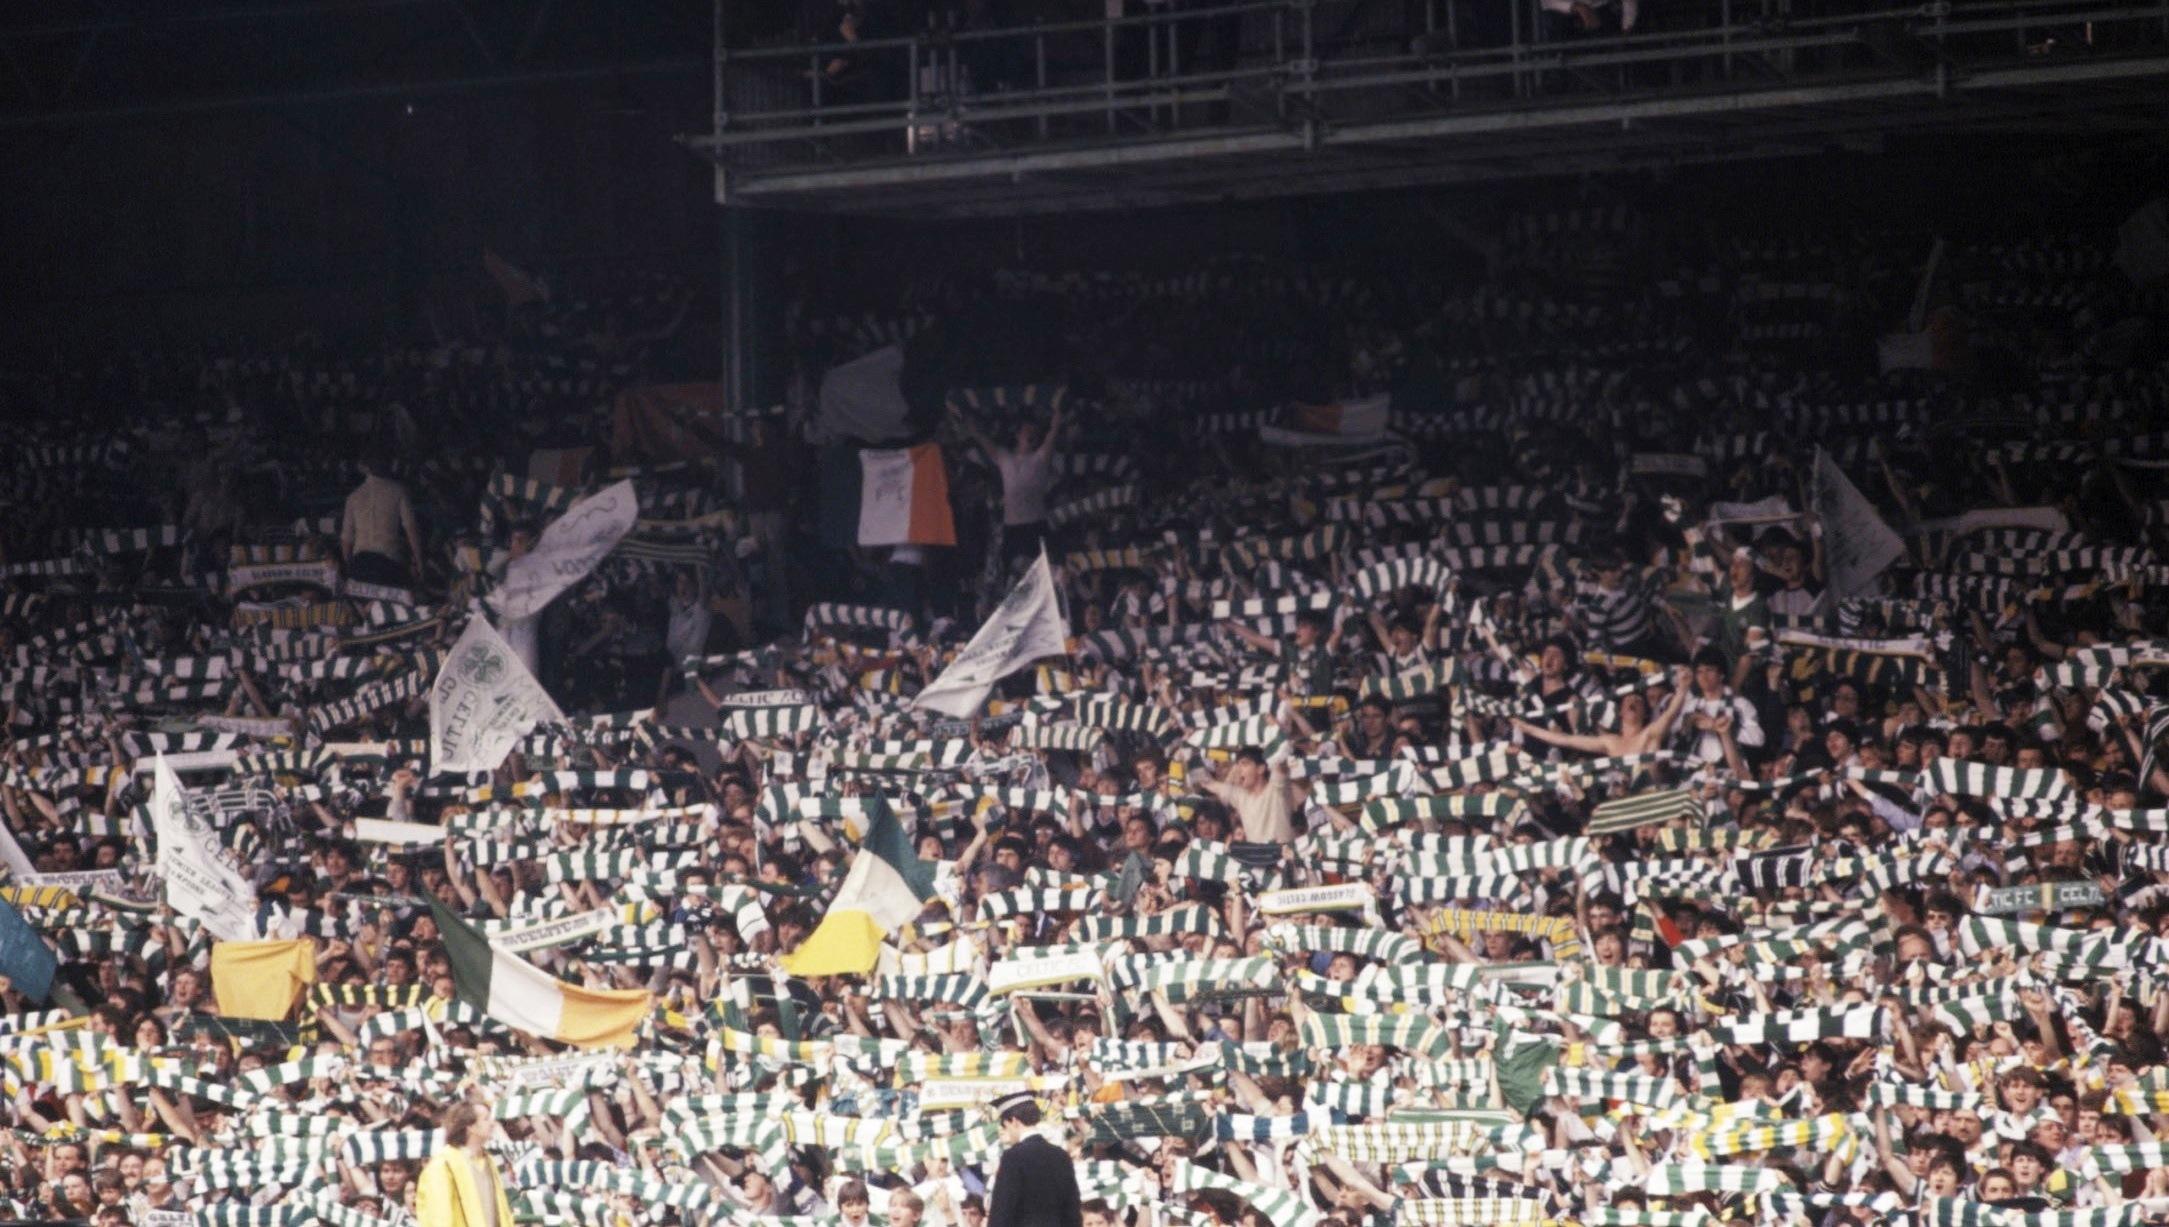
430, 900, 650, 1049
778, 797, 938, 977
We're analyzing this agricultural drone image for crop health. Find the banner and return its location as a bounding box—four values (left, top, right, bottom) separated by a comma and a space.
610, 384, 728, 467
1259, 395, 1391, 447
1878, 239, 1963, 372
0, 896, 56, 1002
489, 908, 619, 954
1254, 883, 1374, 916
917, 1077, 1038, 1111
1975, 881, 2105, 915
430, 617, 565, 775
149, 755, 259, 942
501, 1052, 620, 1089
488, 480, 640, 622
23, 870, 126, 895
1812, 448, 1905, 600
987, 949, 1107, 995
229, 560, 341, 593
0, 819, 34, 880
857, 444, 957, 547
131, 750, 239, 774
914, 550, 1071, 717
1258, 396, 1388, 448
713, 689, 813, 708
1774, 630, 1932, 658
342, 579, 415, 605
1705, 496, 1797, 528
196, 715, 296, 739
816, 344, 912, 444
354, 819, 448, 846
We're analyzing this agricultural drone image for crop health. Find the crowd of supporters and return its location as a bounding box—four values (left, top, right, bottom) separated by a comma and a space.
0, 190, 2167, 1227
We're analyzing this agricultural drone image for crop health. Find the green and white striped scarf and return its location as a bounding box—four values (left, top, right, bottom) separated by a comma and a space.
1491, 836, 1594, 874
1260, 921, 1425, 966
338, 1128, 442, 1164
1362, 793, 1524, 833
1076, 905, 1224, 944
1540, 1066, 1683, 1110
1709, 1004, 1884, 1047
1635, 1160, 1792, 1195
1299, 1013, 1453, 1061
1395, 1198, 1548, 1226
1300, 1118, 1495, 1163
1112, 955, 1278, 1003
1683, 1111, 1851, 1159
872, 973, 994, 1015
1922, 759, 2074, 801
1587, 787, 1704, 836
1168, 1161, 1323, 1227
1922, 1197, 2138, 1227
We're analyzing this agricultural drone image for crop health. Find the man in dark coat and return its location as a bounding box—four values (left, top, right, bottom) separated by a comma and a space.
986, 1093, 1081, 1227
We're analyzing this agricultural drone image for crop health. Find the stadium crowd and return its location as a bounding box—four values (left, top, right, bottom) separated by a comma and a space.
2, 199, 2169, 1227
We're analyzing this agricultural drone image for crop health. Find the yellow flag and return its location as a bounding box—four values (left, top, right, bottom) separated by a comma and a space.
210, 939, 318, 1021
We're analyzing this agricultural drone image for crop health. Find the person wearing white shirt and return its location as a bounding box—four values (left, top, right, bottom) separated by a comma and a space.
1678, 646, 1763, 770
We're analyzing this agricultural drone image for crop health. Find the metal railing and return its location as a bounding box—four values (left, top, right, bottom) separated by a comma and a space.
696, 0, 2169, 170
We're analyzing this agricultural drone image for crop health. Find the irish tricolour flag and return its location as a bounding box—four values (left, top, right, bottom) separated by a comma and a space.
431, 901, 651, 1048
858, 442, 957, 547
778, 797, 938, 976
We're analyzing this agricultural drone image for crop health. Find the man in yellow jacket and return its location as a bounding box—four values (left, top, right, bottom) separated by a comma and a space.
415, 1103, 516, 1227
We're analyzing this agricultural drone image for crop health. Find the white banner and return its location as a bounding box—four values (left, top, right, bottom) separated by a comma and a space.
1258, 395, 1391, 448
131, 750, 238, 775
501, 1052, 620, 1089
228, 560, 341, 593
987, 949, 1108, 995
354, 819, 447, 846
1775, 629, 1932, 659
1812, 448, 1906, 601
916, 1077, 1037, 1111
23, 870, 127, 894
343, 579, 416, 605
429, 617, 564, 775
195, 715, 296, 739
488, 480, 640, 622
1254, 883, 1375, 915
0, 818, 34, 880
488, 908, 619, 954
149, 756, 259, 941
914, 549, 1071, 718
713, 688, 812, 708
1705, 496, 1798, 528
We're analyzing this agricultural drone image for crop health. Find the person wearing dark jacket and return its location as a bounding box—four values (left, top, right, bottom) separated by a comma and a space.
987, 1093, 1080, 1227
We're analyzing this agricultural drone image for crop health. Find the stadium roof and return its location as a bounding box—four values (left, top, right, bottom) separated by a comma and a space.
686, 0, 2169, 217
0, 0, 708, 127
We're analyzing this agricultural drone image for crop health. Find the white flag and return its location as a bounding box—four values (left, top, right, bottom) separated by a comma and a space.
148, 755, 259, 941
1812, 448, 1905, 600
913, 549, 1071, 718
430, 616, 565, 774
0, 817, 35, 881
488, 479, 639, 622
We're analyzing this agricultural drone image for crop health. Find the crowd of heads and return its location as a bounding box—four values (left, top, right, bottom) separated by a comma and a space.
1, 193, 2169, 1227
